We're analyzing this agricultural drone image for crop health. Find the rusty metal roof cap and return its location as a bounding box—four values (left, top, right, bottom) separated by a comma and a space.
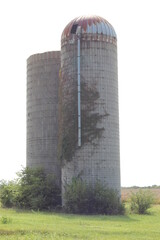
61, 15, 117, 39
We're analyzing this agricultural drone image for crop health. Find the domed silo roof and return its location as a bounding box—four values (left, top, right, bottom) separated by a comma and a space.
61, 15, 117, 40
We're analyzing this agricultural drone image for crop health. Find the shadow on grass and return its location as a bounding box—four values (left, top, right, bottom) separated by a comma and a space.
0, 229, 50, 236
11, 208, 140, 222
53, 213, 139, 222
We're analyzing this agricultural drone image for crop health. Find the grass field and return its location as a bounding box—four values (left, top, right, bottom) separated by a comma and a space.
0, 204, 160, 240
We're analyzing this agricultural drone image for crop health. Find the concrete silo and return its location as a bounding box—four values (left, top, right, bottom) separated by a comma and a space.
27, 51, 61, 186
59, 16, 120, 201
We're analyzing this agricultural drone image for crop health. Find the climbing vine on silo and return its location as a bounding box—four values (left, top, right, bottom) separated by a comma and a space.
58, 73, 78, 164
81, 81, 109, 144
58, 75, 109, 164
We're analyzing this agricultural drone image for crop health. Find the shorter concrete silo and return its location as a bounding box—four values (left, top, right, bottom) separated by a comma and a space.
27, 51, 61, 186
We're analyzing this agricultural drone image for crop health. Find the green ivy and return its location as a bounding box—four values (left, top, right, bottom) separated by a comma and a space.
58, 76, 109, 163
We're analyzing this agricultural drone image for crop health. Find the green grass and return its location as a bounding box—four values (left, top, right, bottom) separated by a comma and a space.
0, 205, 160, 239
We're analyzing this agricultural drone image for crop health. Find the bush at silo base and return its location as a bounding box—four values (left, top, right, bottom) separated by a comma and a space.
0, 167, 61, 210
64, 178, 125, 215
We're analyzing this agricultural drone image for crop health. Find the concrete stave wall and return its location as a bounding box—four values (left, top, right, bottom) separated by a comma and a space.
27, 51, 61, 186
61, 35, 120, 200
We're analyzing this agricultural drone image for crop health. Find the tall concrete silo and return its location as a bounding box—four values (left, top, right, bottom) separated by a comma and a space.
27, 51, 61, 186
59, 16, 120, 201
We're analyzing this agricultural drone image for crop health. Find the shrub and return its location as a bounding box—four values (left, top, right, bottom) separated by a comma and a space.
0, 180, 18, 208
0, 167, 61, 210
93, 182, 125, 215
64, 178, 91, 214
16, 167, 61, 210
130, 190, 154, 214
64, 178, 125, 215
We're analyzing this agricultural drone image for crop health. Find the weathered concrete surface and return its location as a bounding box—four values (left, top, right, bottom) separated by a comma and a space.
61, 35, 120, 203
27, 51, 61, 186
